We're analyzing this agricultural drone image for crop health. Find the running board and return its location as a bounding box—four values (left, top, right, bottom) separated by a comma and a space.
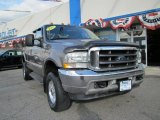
30, 72, 43, 83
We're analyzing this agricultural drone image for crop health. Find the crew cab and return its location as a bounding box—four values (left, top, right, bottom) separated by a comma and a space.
22, 24, 144, 112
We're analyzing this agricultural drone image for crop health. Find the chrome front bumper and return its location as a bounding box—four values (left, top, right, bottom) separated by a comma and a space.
58, 64, 144, 100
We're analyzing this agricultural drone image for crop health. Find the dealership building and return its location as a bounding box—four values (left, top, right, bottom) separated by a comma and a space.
0, 0, 160, 66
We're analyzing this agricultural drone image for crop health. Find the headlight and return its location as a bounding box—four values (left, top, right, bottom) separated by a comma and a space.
137, 50, 141, 63
63, 52, 89, 68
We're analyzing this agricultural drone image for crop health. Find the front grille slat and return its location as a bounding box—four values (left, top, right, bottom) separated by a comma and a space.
89, 47, 138, 71
99, 53, 137, 57
99, 60, 137, 64
98, 65, 136, 71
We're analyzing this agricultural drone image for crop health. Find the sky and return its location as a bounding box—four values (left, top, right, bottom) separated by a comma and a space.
0, 0, 68, 24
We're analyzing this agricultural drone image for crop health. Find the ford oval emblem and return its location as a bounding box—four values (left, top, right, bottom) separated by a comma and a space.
116, 56, 127, 61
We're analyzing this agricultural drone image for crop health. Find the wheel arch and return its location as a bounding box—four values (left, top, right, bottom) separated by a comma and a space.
22, 55, 25, 62
43, 59, 60, 92
22, 53, 26, 62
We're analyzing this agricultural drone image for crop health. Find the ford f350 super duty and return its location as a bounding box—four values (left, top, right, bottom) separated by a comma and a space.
22, 24, 144, 112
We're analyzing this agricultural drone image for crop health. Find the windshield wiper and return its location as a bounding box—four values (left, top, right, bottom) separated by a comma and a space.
51, 37, 70, 40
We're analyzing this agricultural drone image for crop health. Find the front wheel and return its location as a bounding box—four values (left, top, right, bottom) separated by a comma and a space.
46, 72, 71, 112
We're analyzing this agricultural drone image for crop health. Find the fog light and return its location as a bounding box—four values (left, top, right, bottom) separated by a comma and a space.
108, 80, 116, 85
95, 81, 108, 88
136, 75, 143, 81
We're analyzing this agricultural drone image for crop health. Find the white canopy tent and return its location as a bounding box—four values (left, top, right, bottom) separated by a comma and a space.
0, 0, 159, 39
81, 0, 160, 22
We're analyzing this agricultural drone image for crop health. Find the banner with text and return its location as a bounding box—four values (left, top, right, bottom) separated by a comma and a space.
138, 12, 160, 30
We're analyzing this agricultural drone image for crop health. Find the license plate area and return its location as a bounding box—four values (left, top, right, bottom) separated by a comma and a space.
119, 80, 132, 91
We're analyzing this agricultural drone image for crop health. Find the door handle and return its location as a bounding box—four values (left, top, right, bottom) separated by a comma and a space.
34, 53, 38, 55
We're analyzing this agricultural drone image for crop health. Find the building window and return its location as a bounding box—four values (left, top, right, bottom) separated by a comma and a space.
118, 25, 147, 65
119, 31, 132, 42
94, 28, 116, 41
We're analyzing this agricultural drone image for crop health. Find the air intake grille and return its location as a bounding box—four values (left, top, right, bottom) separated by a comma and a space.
89, 47, 138, 71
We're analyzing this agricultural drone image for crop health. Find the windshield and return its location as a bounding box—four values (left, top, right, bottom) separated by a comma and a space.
45, 25, 100, 40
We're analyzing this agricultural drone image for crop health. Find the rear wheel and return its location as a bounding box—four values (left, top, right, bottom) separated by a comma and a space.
22, 61, 32, 81
46, 72, 71, 112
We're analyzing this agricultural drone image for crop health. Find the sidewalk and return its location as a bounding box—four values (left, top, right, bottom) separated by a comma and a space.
145, 66, 160, 76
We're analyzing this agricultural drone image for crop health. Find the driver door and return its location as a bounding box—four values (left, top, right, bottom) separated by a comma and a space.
31, 28, 44, 76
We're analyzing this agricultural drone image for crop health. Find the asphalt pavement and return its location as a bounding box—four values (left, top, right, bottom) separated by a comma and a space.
0, 67, 160, 120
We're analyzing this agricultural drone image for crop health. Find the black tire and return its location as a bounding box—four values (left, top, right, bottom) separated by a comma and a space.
22, 61, 32, 81
46, 72, 71, 112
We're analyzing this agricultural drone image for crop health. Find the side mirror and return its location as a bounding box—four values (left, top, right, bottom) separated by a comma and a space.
25, 34, 34, 46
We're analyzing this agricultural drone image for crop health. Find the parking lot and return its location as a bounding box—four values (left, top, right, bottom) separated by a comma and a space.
0, 67, 160, 120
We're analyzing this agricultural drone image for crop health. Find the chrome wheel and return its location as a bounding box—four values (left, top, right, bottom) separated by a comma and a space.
48, 80, 56, 105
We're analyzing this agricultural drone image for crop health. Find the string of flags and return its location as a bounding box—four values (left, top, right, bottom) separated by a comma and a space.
84, 11, 160, 30
85, 18, 108, 28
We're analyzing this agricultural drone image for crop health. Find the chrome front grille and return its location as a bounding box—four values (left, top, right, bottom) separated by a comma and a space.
89, 47, 138, 71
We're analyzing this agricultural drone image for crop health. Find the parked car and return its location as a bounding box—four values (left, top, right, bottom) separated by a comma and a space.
0, 49, 22, 70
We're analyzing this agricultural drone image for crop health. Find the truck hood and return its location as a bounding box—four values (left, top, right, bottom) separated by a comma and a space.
53, 39, 97, 47
53, 39, 139, 53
